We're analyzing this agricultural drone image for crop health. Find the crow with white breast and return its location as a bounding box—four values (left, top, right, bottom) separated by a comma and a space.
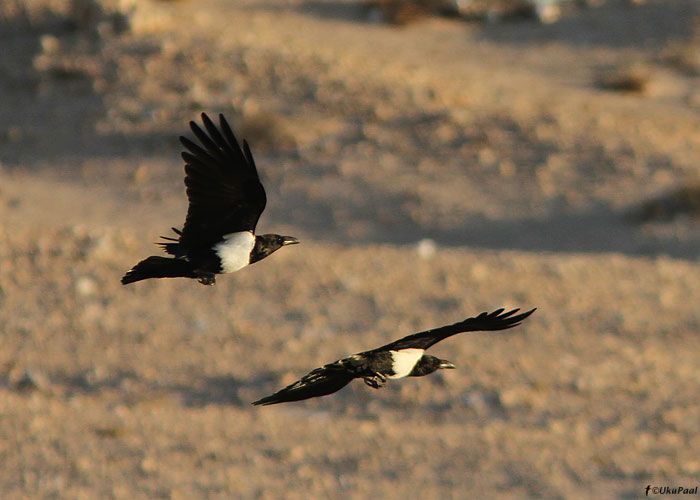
253, 307, 535, 405
122, 113, 299, 286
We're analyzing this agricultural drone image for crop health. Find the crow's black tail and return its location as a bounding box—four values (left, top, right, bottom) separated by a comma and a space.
121, 256, 196, 285
157, 227, 183, 256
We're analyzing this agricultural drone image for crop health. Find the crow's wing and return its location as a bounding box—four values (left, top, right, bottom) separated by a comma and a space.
252, 361, 355, 406
177, 113, 266, 249
376, 308, 536, 351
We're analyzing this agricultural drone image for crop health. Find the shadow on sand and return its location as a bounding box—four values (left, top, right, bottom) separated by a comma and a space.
1, 4, 697, 261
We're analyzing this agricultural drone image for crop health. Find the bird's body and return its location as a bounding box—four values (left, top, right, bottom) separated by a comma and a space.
121, 113, 298, 286
385, 348, 424, 378
213, 231, 256, 273
253, 307, 536, 405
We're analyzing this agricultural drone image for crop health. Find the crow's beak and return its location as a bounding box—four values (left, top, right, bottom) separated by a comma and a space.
439, 360, 456, 370
282, 236, 300, 246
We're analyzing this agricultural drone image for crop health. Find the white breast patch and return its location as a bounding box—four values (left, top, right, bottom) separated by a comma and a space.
214, 231, 256, 273
387, 348, 424, 379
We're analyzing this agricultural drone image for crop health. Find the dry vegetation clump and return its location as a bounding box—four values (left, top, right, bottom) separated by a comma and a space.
0, 0, 136, 89
596, 64, 652, 93
0, 0, 134, 33
660, 16, 700, 76
631, 183, 700, 222
364, 0, 455, 25
662, 41, 700, 76
236, 109, 297, 152
455, 0, 564, 23
363, 0, 582, 25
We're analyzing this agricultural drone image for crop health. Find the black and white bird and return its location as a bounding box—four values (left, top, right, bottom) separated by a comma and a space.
121, 113, 299, 286
253, 307, 535, 405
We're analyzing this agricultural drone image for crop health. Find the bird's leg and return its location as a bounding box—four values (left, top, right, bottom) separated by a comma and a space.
197, 273, 216, 286
363, 372, 387, 389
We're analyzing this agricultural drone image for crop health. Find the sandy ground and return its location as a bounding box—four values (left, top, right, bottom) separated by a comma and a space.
1, 0, 699, 498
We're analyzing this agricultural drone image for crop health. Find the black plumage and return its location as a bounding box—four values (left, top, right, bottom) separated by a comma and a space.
121, 113, 298, 286
253, 307, 536, 406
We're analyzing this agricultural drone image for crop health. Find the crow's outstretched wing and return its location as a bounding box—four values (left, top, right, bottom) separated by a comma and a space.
377, 308, 536, 352
252, 361, 355, 406
177, 113, 266, 249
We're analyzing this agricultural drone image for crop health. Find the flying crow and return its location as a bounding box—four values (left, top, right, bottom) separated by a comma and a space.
253, 307, 535, 405
122, 113, 299, 286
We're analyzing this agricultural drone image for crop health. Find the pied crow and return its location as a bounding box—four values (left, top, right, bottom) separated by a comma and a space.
122, 113, 299, 286
253, 307, 535, 405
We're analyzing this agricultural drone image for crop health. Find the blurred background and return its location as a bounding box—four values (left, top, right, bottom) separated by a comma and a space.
0, 0, 699, 498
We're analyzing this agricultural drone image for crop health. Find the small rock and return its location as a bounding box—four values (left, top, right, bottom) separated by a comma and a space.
416, 238, 437, 260
40, 35, 61, 55
76, 276, 98, 297
13, 369, 48, 392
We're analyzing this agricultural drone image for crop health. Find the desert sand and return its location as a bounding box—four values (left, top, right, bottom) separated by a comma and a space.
1, 0, 699, 498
